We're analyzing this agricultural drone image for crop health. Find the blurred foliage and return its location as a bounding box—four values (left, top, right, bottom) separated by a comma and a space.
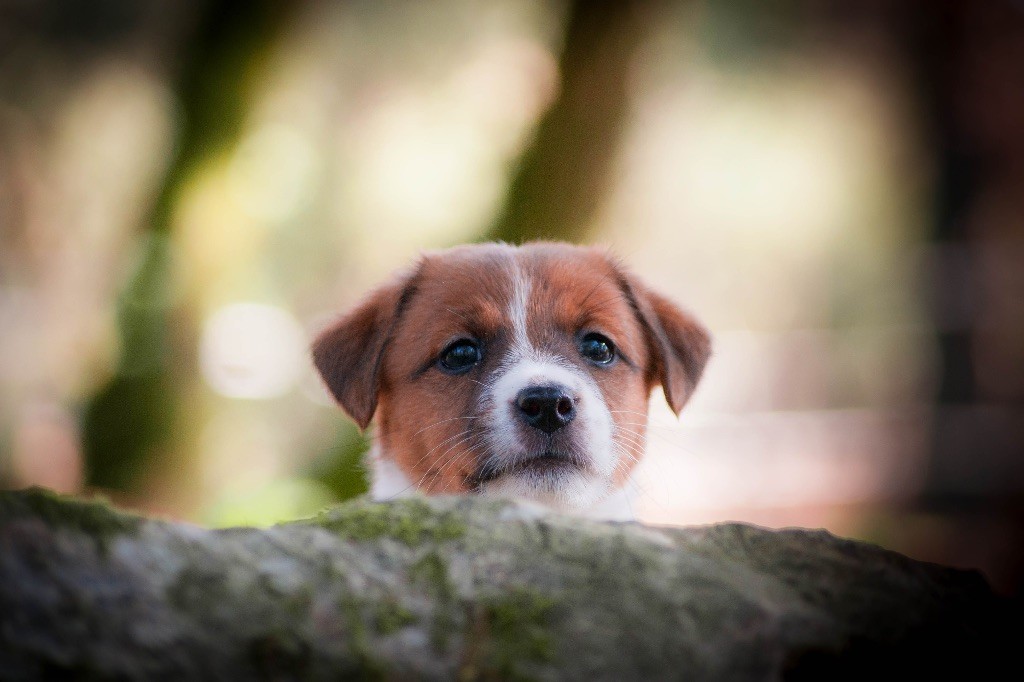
306, 423, 372, 503
204, 477, 335, 528
82, 235, 176, 490
81, 1, 292, 491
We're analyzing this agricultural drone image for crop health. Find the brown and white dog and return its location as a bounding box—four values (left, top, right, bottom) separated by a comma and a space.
312, 242, 710, 520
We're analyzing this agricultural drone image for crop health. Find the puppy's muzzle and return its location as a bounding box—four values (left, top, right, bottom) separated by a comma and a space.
516, 384, 576, 434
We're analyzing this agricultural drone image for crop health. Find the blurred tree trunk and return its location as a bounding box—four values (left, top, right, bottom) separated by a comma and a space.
485, 0, 659, 244
81, 1, 294, 499
898, 0, 1024, 503
864, 0, 1024, 594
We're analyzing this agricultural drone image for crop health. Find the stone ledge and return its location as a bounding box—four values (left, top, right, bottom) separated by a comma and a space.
0, 488, 1017, 680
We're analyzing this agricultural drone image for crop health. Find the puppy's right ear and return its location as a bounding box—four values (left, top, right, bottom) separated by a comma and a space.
312, 271, 418, 429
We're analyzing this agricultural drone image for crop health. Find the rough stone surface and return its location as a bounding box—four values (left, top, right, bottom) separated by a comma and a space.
0, 488, 1017, 680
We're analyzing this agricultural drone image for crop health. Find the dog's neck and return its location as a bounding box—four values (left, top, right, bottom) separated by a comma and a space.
367, 446, 637, 522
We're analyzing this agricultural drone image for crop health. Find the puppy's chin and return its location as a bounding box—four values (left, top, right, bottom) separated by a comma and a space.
478, 467, 608, 510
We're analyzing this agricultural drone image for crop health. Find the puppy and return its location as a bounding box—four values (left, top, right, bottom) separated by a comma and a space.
312, 242, 710, 520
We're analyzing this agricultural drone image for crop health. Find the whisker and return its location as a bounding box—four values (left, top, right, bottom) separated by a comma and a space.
614, 422, 701, 457
409, 426, 485, 469
386, 427, 488, 498
411, 415, 479, 438
437, 442, 487, 493
613, 428, 682, 487
421, 431, 482, 493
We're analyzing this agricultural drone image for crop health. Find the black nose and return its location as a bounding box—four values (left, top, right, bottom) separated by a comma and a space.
516, 385, 576, 434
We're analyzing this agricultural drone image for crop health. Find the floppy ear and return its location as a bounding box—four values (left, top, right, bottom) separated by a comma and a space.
311, 271, 418, 429
624, 275, 711, 416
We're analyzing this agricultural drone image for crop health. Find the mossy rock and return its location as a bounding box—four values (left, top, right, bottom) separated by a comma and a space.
0, 488, 1017, 680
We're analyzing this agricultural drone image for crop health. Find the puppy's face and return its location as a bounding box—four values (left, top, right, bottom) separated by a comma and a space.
313, 243, 709, 509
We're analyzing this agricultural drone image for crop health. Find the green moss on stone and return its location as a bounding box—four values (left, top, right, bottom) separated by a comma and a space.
338, 595, 386, 680
374, 599, 416, 635
409, 553, 452, 594
462, 586, 557, 680
306, 498, 467, 546
0, 487, 141, 552
409, 553, 458, 652
273, 584, 313, 620
484, 586, 556, 665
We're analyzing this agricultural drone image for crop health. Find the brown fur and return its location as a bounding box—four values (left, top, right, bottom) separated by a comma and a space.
313, 242, 710, 496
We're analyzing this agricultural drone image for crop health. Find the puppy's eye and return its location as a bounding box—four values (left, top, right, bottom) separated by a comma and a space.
439, 339, 481, 373
578, 333, 615, 365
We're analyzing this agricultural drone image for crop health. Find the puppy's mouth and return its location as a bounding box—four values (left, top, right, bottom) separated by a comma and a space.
470, 450, 590, 486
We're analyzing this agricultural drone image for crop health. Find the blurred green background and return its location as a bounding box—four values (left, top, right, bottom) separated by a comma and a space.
1, 0, 1022, 595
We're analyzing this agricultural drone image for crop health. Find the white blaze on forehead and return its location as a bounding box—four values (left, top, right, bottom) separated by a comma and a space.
481, 253, 617, 478
481, 258, 618, 507
507, 257, 535, 361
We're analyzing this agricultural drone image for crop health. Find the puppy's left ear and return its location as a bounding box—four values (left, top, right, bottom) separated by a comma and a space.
624, 275, 712, 416
312, 270, 417, 430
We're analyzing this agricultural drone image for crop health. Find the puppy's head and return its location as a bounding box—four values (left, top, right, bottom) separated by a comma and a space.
313, 242, 710, 509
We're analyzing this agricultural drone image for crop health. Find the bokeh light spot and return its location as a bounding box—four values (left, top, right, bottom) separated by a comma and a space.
200, 303, 306, 399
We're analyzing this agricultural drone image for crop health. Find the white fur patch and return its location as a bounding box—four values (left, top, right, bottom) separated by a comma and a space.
369, 446, 416, 499
584, 484, 637, 521
369, 447, 636, 521
369, 250, 632, 518
465, 258, 619, 509
484, 357, 614, 477
507, 258, 534, 362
